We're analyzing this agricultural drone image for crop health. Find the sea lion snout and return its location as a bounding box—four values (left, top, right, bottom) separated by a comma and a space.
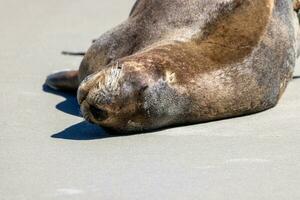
79, 99, 109, 123
77, 63, 151, 130
77, 69, 114, 124
88, 105, 109, 122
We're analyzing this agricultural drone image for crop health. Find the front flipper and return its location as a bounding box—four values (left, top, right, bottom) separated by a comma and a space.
45, 70, 79, 91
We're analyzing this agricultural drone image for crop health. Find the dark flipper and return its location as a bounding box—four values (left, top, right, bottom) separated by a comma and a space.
46, 70, 80, 91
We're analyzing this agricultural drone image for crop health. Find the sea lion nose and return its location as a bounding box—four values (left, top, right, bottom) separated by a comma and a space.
77, 73, 99, 104
89, 105, 109, 121
77, 87, 88, 104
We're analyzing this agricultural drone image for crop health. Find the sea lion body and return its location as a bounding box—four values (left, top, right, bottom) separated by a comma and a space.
47, 0, 299, 133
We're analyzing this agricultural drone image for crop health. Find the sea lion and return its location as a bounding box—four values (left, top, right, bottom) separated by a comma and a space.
46, 0, 299, 133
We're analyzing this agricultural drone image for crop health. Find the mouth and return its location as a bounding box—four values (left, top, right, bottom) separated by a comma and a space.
89, 104, 109, 121
80, 100, 109, 124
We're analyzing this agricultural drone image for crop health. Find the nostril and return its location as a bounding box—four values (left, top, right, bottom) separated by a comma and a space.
90, 105, 108, 121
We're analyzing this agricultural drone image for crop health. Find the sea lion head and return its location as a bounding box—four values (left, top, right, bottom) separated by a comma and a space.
77, 60, 154, 132
77, 59, 191, 133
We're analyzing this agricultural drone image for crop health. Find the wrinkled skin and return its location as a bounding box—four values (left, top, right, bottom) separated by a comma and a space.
47, 0, 299, 133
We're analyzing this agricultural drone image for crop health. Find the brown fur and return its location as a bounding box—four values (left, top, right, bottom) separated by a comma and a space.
294, 0, 300, 11
47, 0, 299, 133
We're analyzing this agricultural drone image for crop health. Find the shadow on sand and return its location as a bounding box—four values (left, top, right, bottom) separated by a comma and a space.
43, 84, 113, 140
51, 121, 112, 140
44, 75, 300, 140
43, 84, 80, 117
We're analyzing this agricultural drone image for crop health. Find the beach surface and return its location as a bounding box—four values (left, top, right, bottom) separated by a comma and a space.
0, 0, 300, 199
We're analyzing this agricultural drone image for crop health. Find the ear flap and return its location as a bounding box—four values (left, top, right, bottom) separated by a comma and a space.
195, 0, 274, 64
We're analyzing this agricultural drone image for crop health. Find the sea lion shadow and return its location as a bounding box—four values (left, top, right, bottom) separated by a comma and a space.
43, 84, 114, 140
43, 84, 80, 117
51, 121, 112, 140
